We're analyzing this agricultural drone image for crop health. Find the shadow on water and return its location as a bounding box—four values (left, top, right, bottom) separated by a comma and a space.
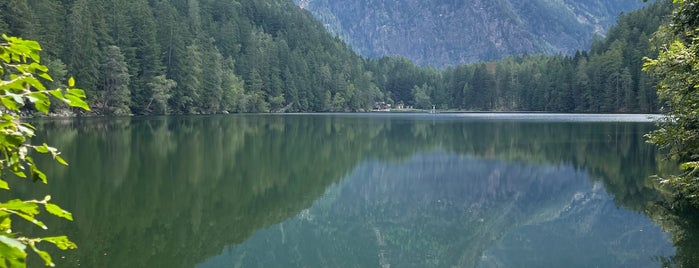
4, 114, 697, 267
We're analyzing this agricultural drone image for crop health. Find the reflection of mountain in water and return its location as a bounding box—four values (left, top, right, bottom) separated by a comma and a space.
480, 184, 673, 268
7, 114, 675, 267
202, 152, 672, 267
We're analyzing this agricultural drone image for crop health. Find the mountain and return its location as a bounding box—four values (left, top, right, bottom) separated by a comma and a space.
294, 0, 647, 67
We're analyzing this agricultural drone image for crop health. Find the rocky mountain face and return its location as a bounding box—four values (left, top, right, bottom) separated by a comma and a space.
294, 0, 647, 67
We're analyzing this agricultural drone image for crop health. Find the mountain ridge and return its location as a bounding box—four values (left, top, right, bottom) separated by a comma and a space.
294, 0, 647, 67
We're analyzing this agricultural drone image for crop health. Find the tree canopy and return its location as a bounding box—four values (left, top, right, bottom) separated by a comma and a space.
644, 0, 699, 206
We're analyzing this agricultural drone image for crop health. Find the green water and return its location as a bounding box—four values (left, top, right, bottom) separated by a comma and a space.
13, 114, 691, 267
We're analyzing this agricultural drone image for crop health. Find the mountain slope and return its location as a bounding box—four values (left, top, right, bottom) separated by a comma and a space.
295, 0, 647, 67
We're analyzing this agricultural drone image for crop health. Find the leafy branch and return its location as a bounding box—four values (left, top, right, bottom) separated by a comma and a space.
0, 34, 89, 267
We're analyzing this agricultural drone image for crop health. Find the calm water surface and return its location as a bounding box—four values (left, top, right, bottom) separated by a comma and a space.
14, 114, 693, 267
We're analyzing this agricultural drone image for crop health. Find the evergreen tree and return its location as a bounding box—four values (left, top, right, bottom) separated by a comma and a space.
65, 0, 104, 95
0, 0, 35, 36
27, 0, 65, 58
171, 43, 203, 114
125, 0, 163, 114
200, 46, 224, 113
101, 45, 131, 115
220, 58, 245, 112
574, 57, 592, 111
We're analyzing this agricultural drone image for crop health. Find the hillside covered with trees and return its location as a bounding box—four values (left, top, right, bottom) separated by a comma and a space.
1, 0, 381, 115
369, 0, 671, 113
0, 0, 672, 114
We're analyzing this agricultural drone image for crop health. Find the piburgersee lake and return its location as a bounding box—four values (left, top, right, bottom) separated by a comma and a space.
12, 113, 698, 267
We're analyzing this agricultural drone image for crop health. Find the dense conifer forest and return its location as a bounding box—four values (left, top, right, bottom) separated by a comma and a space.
0, 0, 671, 115
368, 0, 671, 113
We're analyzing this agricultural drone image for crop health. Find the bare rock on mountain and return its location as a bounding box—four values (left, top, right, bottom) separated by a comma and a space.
294, 0, 646, 67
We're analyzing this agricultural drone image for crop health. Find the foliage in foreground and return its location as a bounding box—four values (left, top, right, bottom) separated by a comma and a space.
644, 0, 699, 206
0, 35, 88, 266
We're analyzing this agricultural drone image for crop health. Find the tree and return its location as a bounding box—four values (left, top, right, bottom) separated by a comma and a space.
146, 75, 176, 115
330, 92, 346, 112
0, 35, 89, 266
199, 46, 224, 114
0, 0, 35, 37
101, 45, 131, 115
171, 43, 202, 114
220, 57, 245, 112
643, 0, 699, 206
123, 0, 163, 115
64, 0, 104, 95
412, 83, 432, 109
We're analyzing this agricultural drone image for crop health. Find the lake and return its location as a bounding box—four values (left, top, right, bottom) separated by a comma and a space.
13, 113, 694, 267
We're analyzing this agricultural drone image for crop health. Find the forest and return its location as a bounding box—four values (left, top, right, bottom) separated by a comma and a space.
0, 0, 671, 115
369, 0, 670, 113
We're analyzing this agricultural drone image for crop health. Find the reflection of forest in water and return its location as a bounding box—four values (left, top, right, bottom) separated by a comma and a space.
7, 114, 697, 267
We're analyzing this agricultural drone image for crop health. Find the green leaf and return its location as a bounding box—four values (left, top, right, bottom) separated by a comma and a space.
20, 123, 35, 132
0, 50, 9, 62
0, 179, 8, 190
65, 95, 89, 111
27, 92, 49, 104
6, 134, 25, 146
28, 92, 50, 114
0, 200, 37, 214
680, 161, 699, 170
30, 167, 47, 184
42, 236, 77, 250
7, 93, 24, 106
2, 114, 14, 121
38, 72, 52, 82
0, 200, 45, 230
10, 170, 26, 179
14, 211, 46, 230
34, 144, 49, 154
0, 215, 12, 232
55, 156, 68, 166
34, 101, 50, 114
30, 245, 53, 267
0, 235, 26, 253
17, 124, 35, 137
44, 203, 72, 221
27, 62, 47, 73
2, 76, 26, 91
48, 89, 64, 100
5, 255, 26, 268
67, 77, 75, 87
0, 238, 27, 268
66, 88, 86, 98
23, 39, 41, 51
0, 97, 20, 111
24, 76, 46, 91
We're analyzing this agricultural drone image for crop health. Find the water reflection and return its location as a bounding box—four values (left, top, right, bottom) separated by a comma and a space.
200, 153, 672, 267
5, 114, 693, 267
